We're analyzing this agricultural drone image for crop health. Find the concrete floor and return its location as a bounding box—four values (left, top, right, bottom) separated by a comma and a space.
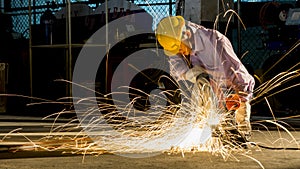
0, 146, 300, 169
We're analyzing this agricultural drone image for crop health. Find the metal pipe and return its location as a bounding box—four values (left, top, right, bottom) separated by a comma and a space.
105, 0, 109, 93
66, 0, 72, 97
29, 0, 33, 97
169, 0, 172, 15
0, 0, 4, 13
237, 0, 241, 58
33, 0, 36, 24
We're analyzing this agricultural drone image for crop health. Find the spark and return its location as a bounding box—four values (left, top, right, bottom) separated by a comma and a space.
0, 74, 249, 160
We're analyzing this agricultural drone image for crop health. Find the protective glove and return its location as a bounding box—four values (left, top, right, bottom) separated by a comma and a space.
235, 101, 252, 138
184, 66, 205, 83
225, 94, 241, 111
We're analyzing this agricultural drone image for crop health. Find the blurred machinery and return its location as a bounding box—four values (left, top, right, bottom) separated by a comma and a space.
32, 0, 151, 45
259, 1, 300, 51
175, 0, 234, 34
176, 0, 234, 25
255, 1, 300, 114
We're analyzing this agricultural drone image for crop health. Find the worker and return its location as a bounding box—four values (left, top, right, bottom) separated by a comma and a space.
155, 16, 255, 139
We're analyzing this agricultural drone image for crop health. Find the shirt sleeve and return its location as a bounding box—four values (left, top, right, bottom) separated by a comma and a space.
217, 33, 255, 102
169, 55, 191, 81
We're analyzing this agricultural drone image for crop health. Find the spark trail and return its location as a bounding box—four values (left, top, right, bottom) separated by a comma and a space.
0, 75, 252, 160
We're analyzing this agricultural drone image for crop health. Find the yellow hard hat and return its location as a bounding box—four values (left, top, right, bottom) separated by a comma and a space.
156, 16, 186, 56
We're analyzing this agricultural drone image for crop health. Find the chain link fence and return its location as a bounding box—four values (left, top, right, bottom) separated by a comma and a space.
7, 0, 175, 39
4, 0, 298, 71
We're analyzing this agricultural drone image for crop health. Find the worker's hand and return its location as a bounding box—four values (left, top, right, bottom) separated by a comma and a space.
184, 66, 205, 83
